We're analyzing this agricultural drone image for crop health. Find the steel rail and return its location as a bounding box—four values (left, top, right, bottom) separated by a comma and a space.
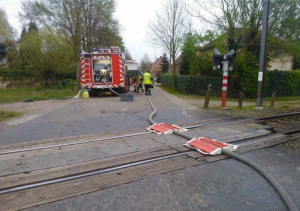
281, 129, 300, 135
0, 151, 191, 195
0, 124, 207, 156
1, 112, 299, 156
258, 112, 300, 121
0, 132, 151, 155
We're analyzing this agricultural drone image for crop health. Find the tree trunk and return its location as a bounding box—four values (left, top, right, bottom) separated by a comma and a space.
172, 54, 176, 90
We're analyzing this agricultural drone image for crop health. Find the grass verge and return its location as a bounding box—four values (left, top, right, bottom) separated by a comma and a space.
0, 87, 78, 103
0, 110, 23, 122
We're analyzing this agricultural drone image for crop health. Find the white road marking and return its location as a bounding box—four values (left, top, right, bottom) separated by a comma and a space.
6, 114, 43, 126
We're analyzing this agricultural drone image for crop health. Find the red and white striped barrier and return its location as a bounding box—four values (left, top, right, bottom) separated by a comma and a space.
147, 123, 188, 135
185, 137, 238, 155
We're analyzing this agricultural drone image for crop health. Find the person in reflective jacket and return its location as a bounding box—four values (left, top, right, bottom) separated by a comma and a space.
143, 71, 153, 95
137, 74, 144, 93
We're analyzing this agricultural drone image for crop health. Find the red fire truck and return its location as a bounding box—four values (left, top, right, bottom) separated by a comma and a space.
80, 47, 127, 96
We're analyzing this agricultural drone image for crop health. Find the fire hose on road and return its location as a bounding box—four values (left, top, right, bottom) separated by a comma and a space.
147, 93, 299, 211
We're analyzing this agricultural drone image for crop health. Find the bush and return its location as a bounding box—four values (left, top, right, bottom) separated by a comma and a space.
265, 70, 300, 97
156, 73, 162, 83
161, 74, 174, 89
240, 69, 269, 98
0, 69, 35, 80
161, 74, 223, 97
161, 70, 300, 98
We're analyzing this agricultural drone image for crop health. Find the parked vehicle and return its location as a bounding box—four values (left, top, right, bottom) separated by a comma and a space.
80, 47, 127, 96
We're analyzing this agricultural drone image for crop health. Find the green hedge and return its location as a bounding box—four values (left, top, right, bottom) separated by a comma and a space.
0, 69, 35, 79
265, 71, 300, 97
0, 69, 76, 80
161, 70, 300, 98
161, 74, 223, 97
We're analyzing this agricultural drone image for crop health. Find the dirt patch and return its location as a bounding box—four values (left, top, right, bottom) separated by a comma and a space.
283, 139, 300, 151
230, 107, 300, 118
226, 107, 300, 150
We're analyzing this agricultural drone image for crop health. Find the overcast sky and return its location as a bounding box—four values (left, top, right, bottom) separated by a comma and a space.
1, 0, 171, 63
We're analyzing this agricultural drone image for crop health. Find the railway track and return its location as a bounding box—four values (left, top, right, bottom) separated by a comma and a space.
0, 112, 299, 211
0, 127, 298, 195
0, 114, 299, 193
1, 112, 299, 156
258, 112, 300, 121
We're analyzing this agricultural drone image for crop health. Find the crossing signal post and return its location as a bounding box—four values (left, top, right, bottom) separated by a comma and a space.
0, 35, 9, 65
212, 49, 235, 108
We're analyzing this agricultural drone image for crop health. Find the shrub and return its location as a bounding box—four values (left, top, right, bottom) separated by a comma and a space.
161, 70, 300, 98
161, 74, 222, 97
240, 69, 269, 98
265, 70, 300, 97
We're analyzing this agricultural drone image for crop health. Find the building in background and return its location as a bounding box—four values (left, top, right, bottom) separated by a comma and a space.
267, 55, 294, 71
170, 55, 181, 75
125, 60, 139, 76
150, 56, 163, 77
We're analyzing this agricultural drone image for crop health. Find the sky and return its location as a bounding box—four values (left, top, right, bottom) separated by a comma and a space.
1, 0, 169, 64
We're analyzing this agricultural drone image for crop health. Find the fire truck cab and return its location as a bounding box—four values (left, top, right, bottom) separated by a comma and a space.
80, 47, 127, 96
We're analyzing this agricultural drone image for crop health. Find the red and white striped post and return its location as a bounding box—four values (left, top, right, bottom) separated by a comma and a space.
222, 71, 228, 108
221, 60, 229, 108
212, 48, 235, 108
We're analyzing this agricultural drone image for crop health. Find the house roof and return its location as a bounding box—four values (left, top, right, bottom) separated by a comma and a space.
125, 60, 138, 64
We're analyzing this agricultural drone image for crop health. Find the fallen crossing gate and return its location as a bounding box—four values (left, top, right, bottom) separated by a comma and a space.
147, 123, 188, 134
184, 137, 238, 155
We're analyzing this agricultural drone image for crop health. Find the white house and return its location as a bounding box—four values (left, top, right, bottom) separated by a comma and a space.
267, 55, 294, 71
125, 60, 139, 76
125, 60, 139, 71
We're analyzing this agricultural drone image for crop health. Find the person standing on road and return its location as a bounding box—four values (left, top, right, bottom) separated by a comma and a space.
143, 71, 153, 95
137, 73, 144, 93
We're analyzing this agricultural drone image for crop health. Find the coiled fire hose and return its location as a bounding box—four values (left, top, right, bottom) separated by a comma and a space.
147, 94, 299, 211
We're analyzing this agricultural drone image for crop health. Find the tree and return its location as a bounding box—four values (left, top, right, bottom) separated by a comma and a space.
20, 26, 27, 40
28, 21, 38, 33
0, 8, 16, 40
0, 8, 18, 69
160, 53, 169, 74
189, 0, 300, 92
190, 0, 300, 65
19, 28, 73, 87
124, 49, 133, 60
180, 33, 198, 75
140, 54, 152, 73
6, 40, 21, 70
147, 0, 188, 89
20, 0, 124, 88
20, 0, 123, 61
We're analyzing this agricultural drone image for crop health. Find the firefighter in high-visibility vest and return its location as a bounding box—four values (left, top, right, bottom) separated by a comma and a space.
143, 71, 153, 95
137, 73, 144, 93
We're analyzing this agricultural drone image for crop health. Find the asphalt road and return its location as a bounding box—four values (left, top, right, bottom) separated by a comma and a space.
0, 87, 224, 145
26, 146, 300, 211
1, 87, 299, 211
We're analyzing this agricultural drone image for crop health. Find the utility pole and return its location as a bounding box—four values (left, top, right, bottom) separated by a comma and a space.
256, 0, 270, 109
